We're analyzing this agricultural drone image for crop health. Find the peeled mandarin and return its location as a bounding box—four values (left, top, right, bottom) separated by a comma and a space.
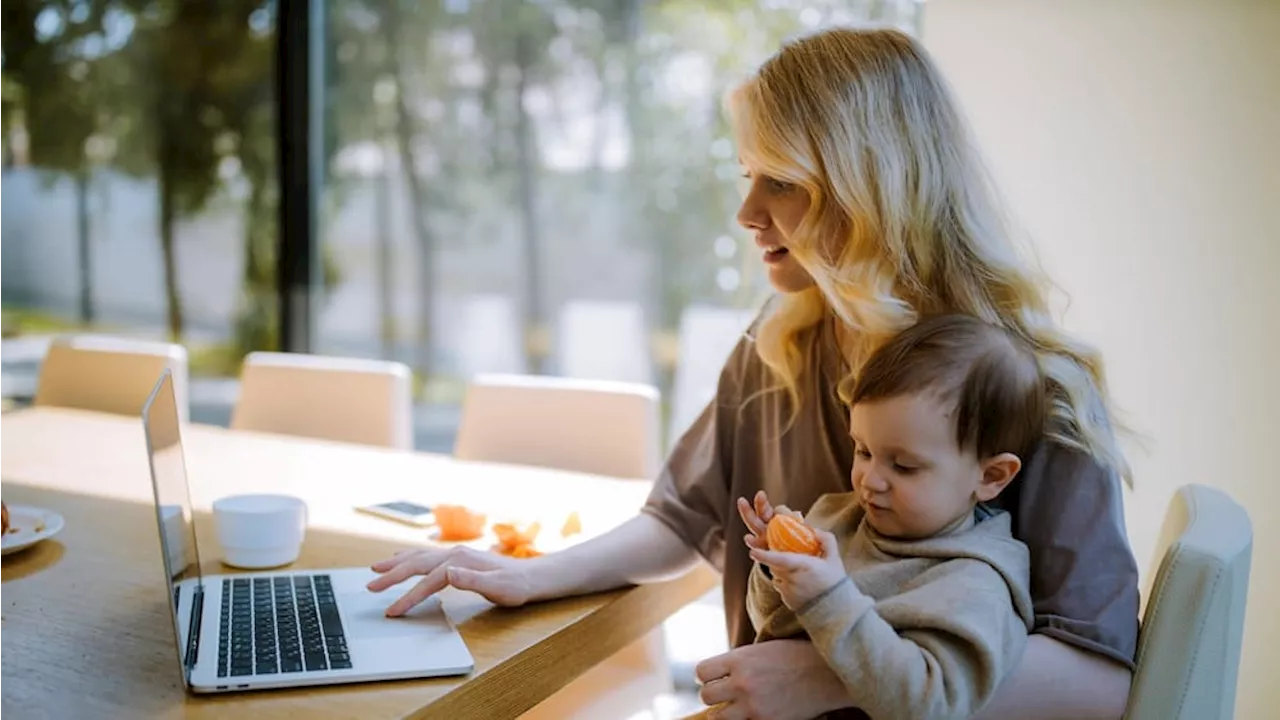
765, 513, 822, 556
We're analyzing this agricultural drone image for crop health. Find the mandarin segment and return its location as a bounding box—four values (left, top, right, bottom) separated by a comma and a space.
493, 521, 541, 549
560, 511, 582, 538
433, 504, 487, 541
506, 543, 542, 559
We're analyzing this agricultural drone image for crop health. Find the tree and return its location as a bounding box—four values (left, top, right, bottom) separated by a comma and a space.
102, 0, 225, 342
328, 0, 456, 379
1, 0, 114, 325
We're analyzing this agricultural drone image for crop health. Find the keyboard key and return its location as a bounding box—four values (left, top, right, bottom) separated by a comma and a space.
304, 653, 327, 672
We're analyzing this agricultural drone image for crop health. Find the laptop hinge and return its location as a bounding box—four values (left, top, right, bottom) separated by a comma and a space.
184, 584, 204, 670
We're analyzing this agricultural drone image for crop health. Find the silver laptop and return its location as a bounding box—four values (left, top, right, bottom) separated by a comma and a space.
141, 368, 474, 693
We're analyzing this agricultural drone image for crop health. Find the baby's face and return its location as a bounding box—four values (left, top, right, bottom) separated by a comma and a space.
849, 393, 1016, 539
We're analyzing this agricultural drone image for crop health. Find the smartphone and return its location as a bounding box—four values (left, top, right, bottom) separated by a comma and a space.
356, 500, 435, 527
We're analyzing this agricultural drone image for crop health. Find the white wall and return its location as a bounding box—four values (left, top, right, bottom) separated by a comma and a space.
924, 0, 1279, 716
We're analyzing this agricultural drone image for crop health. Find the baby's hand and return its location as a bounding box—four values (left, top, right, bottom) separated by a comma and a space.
749, 529, 844, 611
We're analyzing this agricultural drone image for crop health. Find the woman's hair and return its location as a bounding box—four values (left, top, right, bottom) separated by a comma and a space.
849, 314, 1047, 461
726, 26, 1131, 482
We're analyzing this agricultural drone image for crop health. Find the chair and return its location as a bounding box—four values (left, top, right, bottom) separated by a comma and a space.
454, 373, 661, 480
1124, 484, 1253, 720
452, 373, 669, 719
555, 300, 654, 385
230, 352, 414, 450
34, 334, 190, 422
455, 294, 525, 377
668, 304, 755, 449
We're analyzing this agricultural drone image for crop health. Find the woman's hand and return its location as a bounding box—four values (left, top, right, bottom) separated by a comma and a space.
695, 639, 852, 719
367, 545, 538, 616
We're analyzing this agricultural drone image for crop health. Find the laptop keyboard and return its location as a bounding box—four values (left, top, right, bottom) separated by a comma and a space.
216, 574, 351, 678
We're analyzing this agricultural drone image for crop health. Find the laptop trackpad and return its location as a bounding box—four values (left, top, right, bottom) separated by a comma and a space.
340, 590, 452, 640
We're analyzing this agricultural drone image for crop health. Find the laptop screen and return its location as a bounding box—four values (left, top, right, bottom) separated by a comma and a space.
142, 368, 205, 686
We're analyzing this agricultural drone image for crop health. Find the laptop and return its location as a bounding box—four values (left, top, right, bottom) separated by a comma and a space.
141, 368, 474, 693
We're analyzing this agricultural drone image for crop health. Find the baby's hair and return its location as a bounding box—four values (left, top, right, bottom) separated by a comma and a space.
845, 314, 1047, 460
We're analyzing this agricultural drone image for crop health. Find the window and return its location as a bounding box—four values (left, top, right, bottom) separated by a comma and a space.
1, 0, 922, 443
319, 0, 922, 450
1, 1, 279, 423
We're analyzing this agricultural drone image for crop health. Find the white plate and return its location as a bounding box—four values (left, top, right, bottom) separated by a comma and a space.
1, 505, 65, 556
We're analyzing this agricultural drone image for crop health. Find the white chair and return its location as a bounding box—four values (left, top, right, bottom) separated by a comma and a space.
1124, 484, 1253, 720
34, 334, 190, 422
231, 352, 414, 450
555, 300, 654, 385
668, 305, 755, 449
452, 372, 669, 719
454, 373, 661, 480
456, 294, 525, 377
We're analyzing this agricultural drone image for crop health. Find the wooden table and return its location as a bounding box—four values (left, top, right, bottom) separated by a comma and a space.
0, 407, 717, 719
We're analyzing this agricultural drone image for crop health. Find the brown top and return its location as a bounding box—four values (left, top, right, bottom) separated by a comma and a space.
644, 310, 1141, 668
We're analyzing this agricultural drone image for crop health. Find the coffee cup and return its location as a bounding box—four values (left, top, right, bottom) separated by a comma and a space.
212, 494, 308, 569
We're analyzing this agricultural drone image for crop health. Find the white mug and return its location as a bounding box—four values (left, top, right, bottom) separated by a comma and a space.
212, 494, 308, 569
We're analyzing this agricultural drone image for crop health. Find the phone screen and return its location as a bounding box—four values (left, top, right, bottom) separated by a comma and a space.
377, 501, 432, 516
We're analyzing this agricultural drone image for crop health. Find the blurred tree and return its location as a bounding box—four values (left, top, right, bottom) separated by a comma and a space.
327, 0, 460, 379
1, 0, 113, 325
471, 0, 560, 373
107, 0, 225, 342
327, 0, 400, 359
379, 0, 446, 379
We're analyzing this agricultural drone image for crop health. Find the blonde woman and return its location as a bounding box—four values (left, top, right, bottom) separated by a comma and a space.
369, 27, 1139, 720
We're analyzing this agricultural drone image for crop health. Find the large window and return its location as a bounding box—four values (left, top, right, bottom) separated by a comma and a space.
1, 0, 922, 444
1, 0, 279, 423
319, 0, 921, 450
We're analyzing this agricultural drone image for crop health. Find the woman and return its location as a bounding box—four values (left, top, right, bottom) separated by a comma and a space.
368, 27, 1139, 720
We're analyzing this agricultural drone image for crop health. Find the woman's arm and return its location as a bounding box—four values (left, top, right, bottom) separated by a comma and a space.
368, 512, 701, 613
526, 512, 704, 599
972, 634, 1131, 720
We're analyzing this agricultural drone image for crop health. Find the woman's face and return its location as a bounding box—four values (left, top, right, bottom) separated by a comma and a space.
737, 166, 816, 293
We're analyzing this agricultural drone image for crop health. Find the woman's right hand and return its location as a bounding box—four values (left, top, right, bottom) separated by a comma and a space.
367, 545, 537, 616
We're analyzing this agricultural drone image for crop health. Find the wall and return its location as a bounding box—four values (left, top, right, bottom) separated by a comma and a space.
923, 0, 1279, 716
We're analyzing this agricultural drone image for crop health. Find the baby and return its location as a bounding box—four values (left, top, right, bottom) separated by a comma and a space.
733, 314, 1045, 720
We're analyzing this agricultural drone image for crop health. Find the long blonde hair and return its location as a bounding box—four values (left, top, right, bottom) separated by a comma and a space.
727, 27, 1132, 482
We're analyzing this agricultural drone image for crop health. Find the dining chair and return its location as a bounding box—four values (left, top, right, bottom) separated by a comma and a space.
1124, 483, 1253, 720
667, 304, 754, 448
454, 373, 661, 480
34, 334, 190, 422
555, 300, 655, 386
231, 351, 414, 450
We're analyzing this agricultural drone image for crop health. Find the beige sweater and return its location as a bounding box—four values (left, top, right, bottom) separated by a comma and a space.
747, 493, 1034, 720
